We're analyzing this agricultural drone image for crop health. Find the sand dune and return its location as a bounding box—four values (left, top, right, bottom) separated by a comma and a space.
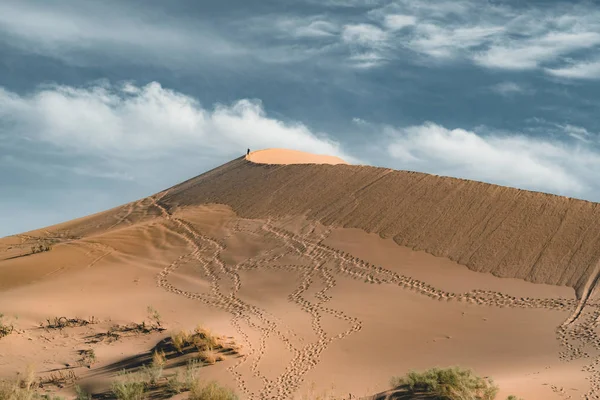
1, 148, 599, 400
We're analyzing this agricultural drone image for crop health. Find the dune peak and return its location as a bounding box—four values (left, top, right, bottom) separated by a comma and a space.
245, 148, 348, 165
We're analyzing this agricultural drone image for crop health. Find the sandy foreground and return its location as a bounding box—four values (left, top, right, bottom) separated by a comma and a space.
0, 149, 598, 400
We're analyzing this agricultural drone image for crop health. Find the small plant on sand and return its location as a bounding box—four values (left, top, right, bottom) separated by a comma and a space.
140, 350, 166, 386
390, 366, 498, 400
198, 350, 217, 365
146, 306, 162, 328
506, 396, 524, 400
74, 385, 91, 400
188, 380, 238, 400
166, 360, 202, 394
111, 371, 146, 400
171, 330, 192, 353
193, 325, 220, 350
0, 313, 15, 338
77, 349, 96, 368
0, 366, 38, 400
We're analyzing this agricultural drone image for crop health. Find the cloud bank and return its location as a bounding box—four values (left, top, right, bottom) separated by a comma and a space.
385, 122, 600, 197
0, 81, 348, 161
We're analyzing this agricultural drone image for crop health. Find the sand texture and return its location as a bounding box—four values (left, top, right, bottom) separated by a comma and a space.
1, 148, 599, 400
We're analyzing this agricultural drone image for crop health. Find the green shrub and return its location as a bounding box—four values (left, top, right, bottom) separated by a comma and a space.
140, 350, 166, 385
166, 359, 202, 394
111, 371, 145, 400
74, 386, 91, 400
390, 366, 498, 400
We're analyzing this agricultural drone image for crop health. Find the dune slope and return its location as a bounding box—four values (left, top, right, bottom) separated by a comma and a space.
161, 156, 600, 299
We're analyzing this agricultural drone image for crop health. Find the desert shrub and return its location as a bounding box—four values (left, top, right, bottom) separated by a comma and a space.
0, 366, 38, 400
146, 306, 162, 328
188, 381, 238, 400
172, 331, 192, 353
390, 366, 498, 400
0, 314, 14, 338
198, 350, 217, 365
74, 386, 91, 400
166, 359, 202, 394
111, 371, 145, 400
193, 326, 220, 350
140, 350, 166, 385
506, 397, 523, 400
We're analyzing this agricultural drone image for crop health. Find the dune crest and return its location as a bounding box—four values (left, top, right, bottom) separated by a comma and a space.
246, 148, 348, 165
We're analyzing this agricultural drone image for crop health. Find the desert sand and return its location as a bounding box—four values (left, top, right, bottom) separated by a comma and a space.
1, 148, 599, 400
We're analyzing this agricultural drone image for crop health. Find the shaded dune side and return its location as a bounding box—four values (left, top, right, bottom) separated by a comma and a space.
160, 157, 600, 298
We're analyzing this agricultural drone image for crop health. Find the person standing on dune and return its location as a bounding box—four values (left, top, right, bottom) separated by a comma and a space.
247, 148, 250, 155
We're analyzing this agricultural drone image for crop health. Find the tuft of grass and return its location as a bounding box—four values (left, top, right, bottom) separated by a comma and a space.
172, 330, 192, 353
140, 350, 166, 386
188, 381, 238, 400
193, 326, 220, 350
146, 306, 162, 328
74, 385, 91, 400
166, 359, 202, 394
506, 396, 524, 400
111, 371, 145, 400
390, 366, 499, 400
198, 351, 217, 365
0, 366, 38, 400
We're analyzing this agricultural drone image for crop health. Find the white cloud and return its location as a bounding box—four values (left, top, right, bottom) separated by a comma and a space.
386, 122, 600, 196
490, 82, 530, 96
341, 23, 389, 68
362, 1, 600, 76
273, 17, 339, 38
561, 124, 593, 143
383, 14, 416, 31
0, 82, 349, 161
546, 60, 600, 80
0, 1, 243, 67
474, 32, 600, 70
410, 24, 504, 59
342, 23, 388, 46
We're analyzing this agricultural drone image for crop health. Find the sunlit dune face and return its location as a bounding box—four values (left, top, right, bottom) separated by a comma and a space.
246, 148, 348, 165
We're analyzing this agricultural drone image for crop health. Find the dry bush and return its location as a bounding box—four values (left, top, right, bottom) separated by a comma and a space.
188, 380, 238, 400
171, 330, 192, 353
0, 314, 15, 338
44, 317, 97, 331
146, 306, 162, 328
74, 386, 91, 400
40, 370, 77, 389
166, 360, 202, 394
0, 366, 38, 400
140, 350, 166, 386
77, 349, 96, 368
198, 351, 216, 365
390, 367, 499, 400
193, 326, 220, 350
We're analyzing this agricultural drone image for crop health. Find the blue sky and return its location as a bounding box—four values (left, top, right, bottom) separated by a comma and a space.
2, 0, 600, 237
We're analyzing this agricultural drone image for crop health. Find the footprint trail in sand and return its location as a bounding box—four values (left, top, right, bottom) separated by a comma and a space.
148, 197, 600, 400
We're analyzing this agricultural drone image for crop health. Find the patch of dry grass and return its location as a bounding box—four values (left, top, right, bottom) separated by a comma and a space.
111, 371, 145, 400
188, 380, 238, 400
390, 367, 500, 400
0, 366, 38, 400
